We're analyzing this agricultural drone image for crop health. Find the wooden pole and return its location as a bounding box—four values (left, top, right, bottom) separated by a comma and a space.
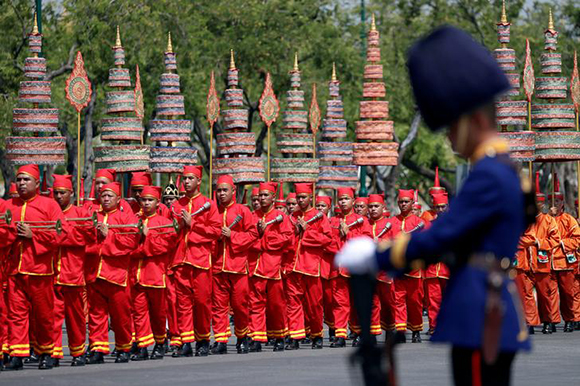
209, 123, 214, 197
267, 124, 271, 181
77, 112, 82, 206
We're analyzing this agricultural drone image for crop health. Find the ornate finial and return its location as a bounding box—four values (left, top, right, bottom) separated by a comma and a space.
32, 12, 39, 35
331, 62, 337, 82
167, 32, 173, 53
115, 25, 122, 48
230, 49, 236, 70
371, 14, 377, 31
500, 0, 508, 24
548, 8, 554, 30
293, 52, 299, 72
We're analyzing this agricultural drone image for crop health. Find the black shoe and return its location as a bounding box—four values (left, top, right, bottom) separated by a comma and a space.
541, 323, 552, 334
38, 354, 54, 370
237, 337, 248, 354
129, 341, 139, 355
564, 322, 574, 333
171, 345, 183, 358
284, 336, 291, 345
285, 338, 300, 350
551, 323, 557, 333
115, 352, 130, 363
195, 341, 209, 357
164, 339, 169, 353
352, 335, 361, 347
249, 340, 262, 353
330, 337, 346, 348
4, 356, 23, 371
411, 331, 422, 343
211, 342, 228, 355
150, 343, 165, 360
71, 355, 86, 367
52, 358, 60, 368
394, 332, 407, 344
273, 339, 285, 352
25, 350, 39, 363
302, 337, 312, 345
528, 326, 535, 335
348, 331, 357, 340
312, 337, 323, 349
265, 338, 275, 347
575, 322, 580, 331
130, 347, 149, 361
87, 351, 105, 365
181, 342, 194, 357
328, 329, 336, 343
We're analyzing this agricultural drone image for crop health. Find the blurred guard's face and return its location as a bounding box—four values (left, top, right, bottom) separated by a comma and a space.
182, 175, 200, 194
16, 173, 38, 200
163, 196, 177, 208
297, 193, 311, 211
398, 197, 413, 215
435, 204, 448, 215
131, 186, 143, 200
286, 199, 298, 214
216, 183, 234, 207
252, 195, 261, 211
94, 177, 111, 199
316, 201, 329, 215
101, 190, 120, 212
354, 201, 368, 216
368, 203, 384, 221
54, 189, 72, 209
338, 195, 353, 214
140, 196, 159, 216
259, 191, 274, 211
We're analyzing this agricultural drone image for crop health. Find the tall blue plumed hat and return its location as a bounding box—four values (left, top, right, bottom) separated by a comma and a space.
407, 26, 511, 131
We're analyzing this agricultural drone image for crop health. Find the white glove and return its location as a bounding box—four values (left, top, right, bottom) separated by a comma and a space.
335, 237, 378, 275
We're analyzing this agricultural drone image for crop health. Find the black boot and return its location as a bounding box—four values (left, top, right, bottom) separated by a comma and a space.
285, 338, 300, 350
564, 322, 574, 333
330, 337, 346, 348
541, 322, 552, 334
3, 356, 24, 371
38, 354, 54, 370
130, 347, 149, 361
575, 322, 580, 331
52, 358, 60, 368
25, 349, 39, 363
150, 343, 165, 360
328, 329, 336, 343
394, 331, 407, 344
237, 337, 249, 354
115, 351, 130, 363
71, 355, 86, 367
211, 342, 228, 355
302, 337, 312, 345
129, 342, 139, 355
181, 342, 194, 357
348, 331, 357, 340
249, 339, 262, 353
551, 323, 557, 333
87, 351, 105, 365
265, 338, 275, 347
273, 339, 285, 352
352, 335, 361, 347
528, 325, 535, 335
411, 331, 422, 343
312, 337, 323, 349
195, 340, 209, 357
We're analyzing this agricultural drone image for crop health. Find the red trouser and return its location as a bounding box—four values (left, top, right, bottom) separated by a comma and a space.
574, 275, 580, 321
212, 272, 249, 342
249, 276, 286, 342
393, 277, 424, 332
173, 265, 212, 343
88, 279, 132, 353
535, 272, 560, 323
286, 272, 323, 340
377, 281, 395, 331
349, 290, 382, 336
132, 284, 167, 348
424, 277, 447, 331
165, 274, 181, 347
8, 274, 54, 357
332, 276, 350, 338
0, 285, 6, 355
554, 270, 577, 322
322, 278, 335, 330
53, 286, 87, 358
514, 270, 540, 326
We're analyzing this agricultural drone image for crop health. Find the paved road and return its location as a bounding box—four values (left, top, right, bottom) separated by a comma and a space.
2, 326, 579, 386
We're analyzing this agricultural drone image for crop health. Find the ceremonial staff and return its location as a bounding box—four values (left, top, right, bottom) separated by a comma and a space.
571, 51, 580, 217
259, 73, 280, 181
523, 38, 535, 182
309, 82, 321, 195
206, 71, 220, 197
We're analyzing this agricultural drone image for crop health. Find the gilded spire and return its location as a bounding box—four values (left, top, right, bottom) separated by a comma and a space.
230, 49, 236, 70
548, 8, 554, 30
500, 0, 508, 24
370, 13, 377, 31
293, 52, 299, 72
331, 62, 337, 82
167, 32, 173, 53
115, 25, 122, 48
32, 12, 39, 35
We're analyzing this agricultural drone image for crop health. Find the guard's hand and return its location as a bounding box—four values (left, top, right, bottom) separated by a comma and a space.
182, 209, 192, 228
257, 220, 266, 236
335, 237, 378, 274
142, 226, 149, 237
17, 223, 33, 239
96, 223, 108, 238
297, 218, 308, 232
222, 226, 231, 238
339, 220, 349, 238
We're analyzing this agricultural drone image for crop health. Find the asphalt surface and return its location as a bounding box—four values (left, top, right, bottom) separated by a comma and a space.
2, 324, 579, 386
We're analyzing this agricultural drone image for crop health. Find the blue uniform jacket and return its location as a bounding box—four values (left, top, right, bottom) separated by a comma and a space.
376, 139, 530, 352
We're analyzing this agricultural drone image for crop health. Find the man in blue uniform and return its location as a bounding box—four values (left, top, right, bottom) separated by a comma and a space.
337, 26, 531, 386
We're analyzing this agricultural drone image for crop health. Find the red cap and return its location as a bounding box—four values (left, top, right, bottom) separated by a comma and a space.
53, 174, 73, 191
183, 165, 203, 178
429, 166, 446, 195
355, 197, 369, 204
131, 171, 152, 187
141, 185, 161, 200
295, 183, 313, 195
287, 193, 297, 201
316, 195, 332, 206
535, 172, 545, 201
17, 164, 40, 180
412, 202, 422, 210
217, 175, 235, 187
368, 194, 384, 205
95, 168, 116, 182
432, 193, 449, 206
9, 182, 17, 195
101, 182, 121, 196
259, 182, 277, 194
337, 187, 355, 198
398, 189, 415, 200
251, 187, 260, 197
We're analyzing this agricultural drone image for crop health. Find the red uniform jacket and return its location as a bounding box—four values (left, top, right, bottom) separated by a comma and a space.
56, 204, 95, 286
519, 213, 560, 274
130, 212, 177, 288
4, 195, 64, 276
334, 211, 372, 278
370, 216, 393, 284
170, 193, 221, 270
85, 208, 140, 286
388, 213, 427, 278
251, 208, 293, 280
213, 202, 257, 275
291, 207, 332, 277
551, 213, 580, 271
322, 216, 341, 280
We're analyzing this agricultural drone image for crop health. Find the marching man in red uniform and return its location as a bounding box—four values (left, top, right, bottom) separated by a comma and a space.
248, 182, 293, 352
250, 187, 261, 212
354, 196, 369, 217
127, 171, 152, 214
212, 175, 258, 355
52, 174, 95, 366
285, 183, 332, 349
130, 186, 177, 361
84, 169, 131, 214
85, 182, 140, 364
170, 165, 221, 357
3, 164, 63, 371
